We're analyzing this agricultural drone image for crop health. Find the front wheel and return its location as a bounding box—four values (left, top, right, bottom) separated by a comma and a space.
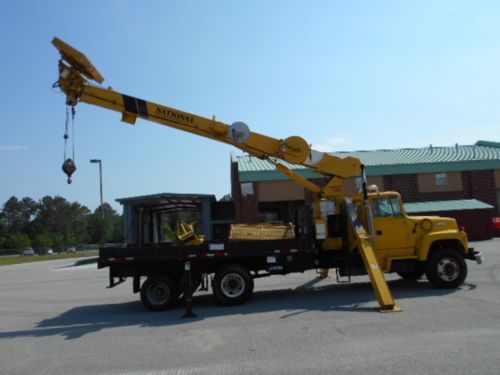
425, 248, 467, 289
212, 264, 254, 306
140, 275, 178, 311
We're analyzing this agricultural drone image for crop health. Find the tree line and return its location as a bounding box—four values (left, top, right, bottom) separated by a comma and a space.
0, 196, 123, 251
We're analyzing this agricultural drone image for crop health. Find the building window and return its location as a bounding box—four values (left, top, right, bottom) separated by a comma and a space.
417, 172, 462, 193
241, 183, 254, 196
435, 173, 448, 186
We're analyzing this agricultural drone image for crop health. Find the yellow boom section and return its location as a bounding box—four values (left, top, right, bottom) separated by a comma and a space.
52, 37, 361, 195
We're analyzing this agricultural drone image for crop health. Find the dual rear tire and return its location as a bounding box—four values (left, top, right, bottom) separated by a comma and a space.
140, 275, 178, 312
140, 264, 255, 311
212, 264, 254, 306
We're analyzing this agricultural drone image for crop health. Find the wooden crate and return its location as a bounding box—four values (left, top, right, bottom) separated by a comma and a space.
229, 224, 295, 240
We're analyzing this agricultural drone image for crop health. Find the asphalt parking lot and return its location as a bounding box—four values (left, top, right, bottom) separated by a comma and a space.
0, 239, 499, 375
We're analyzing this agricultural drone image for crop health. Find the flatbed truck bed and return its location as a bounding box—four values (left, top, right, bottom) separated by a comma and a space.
97, 238, 369, 311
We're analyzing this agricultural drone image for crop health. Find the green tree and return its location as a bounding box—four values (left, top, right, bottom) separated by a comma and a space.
5, 233, 31, 249
33, 196, 91, 246
32, 233, 53, 254
68, 201, 91, 244
0, 195, 114, 248
88, 203, 123, 244
2, 196, 39, 236
0, 212, 7, 247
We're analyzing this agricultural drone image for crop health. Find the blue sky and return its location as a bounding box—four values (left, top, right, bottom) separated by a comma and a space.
1, 1, 499, 211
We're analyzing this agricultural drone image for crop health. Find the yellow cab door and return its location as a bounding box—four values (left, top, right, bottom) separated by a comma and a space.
371, 196, 416, 269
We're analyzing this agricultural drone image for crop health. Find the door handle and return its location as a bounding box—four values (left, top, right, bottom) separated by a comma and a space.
376, 230, 382, 235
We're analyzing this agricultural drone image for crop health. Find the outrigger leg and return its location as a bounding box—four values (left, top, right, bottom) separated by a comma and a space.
345, 198, 402, 313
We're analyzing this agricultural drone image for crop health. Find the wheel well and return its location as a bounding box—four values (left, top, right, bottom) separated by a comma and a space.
213, 260, 262, 276
214, 263, 251, 274
429, 239, 465, 256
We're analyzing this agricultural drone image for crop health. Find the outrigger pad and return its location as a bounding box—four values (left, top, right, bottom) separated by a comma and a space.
378, 305, 403, 313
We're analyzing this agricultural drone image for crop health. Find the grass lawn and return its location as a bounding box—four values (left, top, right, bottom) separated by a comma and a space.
0, 251, 98, 267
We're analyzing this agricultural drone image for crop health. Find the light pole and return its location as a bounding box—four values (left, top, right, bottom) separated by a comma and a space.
90, 159, 105, 245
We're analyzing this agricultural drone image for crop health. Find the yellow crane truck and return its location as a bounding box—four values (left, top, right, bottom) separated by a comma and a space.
52, 37, 482, 312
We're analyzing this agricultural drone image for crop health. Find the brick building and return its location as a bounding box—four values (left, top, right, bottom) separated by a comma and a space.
231, 141, 500, 240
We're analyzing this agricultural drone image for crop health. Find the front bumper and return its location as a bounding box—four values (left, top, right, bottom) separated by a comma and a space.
466, 248, 483, 264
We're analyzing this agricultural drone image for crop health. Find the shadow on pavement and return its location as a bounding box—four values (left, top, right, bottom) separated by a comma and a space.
0, 279, 476, 340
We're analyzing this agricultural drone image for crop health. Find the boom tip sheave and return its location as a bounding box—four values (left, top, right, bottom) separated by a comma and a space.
52, 36, 104, 84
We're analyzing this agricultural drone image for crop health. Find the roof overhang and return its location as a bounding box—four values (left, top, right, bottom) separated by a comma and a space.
117, 193, 216, 213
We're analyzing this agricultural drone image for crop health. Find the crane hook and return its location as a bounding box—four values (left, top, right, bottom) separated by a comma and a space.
62, 158, 77, 184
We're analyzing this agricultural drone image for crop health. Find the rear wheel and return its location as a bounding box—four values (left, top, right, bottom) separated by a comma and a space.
140, 275, 178, 311
425, 248, 467, 289
212, 264, 254, 306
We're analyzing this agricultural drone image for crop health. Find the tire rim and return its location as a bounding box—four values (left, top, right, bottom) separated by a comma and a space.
437, 258, 460, 282
147, 281, 170, 306
220, 273, 245, 298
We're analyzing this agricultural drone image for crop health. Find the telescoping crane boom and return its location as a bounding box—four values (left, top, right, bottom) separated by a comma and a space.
52, 37, 401, 312
52, 37, 360, 198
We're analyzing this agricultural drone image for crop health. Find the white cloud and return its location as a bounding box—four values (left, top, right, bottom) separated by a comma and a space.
312, 137, 347, 152
0, 145, 28, 152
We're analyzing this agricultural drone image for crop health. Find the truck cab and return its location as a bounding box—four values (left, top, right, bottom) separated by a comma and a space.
368, 191, 466, 254
309, 190, 478, 289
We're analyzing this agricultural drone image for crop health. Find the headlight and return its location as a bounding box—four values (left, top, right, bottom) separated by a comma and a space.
421, 219, 433, 231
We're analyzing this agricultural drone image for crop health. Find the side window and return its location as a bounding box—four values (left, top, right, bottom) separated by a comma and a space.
390, 197, 403, 216
373, 197, 403, 217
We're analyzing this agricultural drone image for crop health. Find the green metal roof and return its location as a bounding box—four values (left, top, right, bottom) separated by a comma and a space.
234, 140, 500, 182
234, 156, 321, 181
404, 199, 494, 213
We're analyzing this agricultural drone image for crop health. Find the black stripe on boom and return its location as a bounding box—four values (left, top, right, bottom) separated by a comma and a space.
123, 95, 149, 118
123, 95, 137, 114
137, 99, 148, 117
